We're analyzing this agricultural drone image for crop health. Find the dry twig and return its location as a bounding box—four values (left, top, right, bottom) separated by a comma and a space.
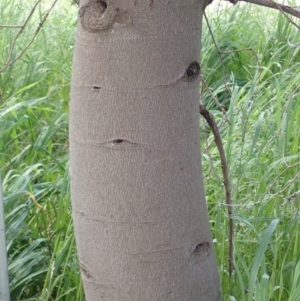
229, 0, 300, 30
286, 190, 300, 201
0, 0, 59, 74
239, 0, 300, 19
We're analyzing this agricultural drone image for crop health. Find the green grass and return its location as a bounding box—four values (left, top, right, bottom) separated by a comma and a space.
203, 4, 300, 301
0, 0, 299, 300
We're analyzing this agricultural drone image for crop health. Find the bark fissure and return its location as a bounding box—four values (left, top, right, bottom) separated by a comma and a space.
70, 137, 164, 151
91, 85, 101, 91
79, 261, 93, 279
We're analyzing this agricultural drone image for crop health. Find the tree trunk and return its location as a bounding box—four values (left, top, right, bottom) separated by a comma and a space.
70, 0, 220, 300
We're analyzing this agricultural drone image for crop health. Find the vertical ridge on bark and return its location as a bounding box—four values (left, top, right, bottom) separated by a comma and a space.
70, 1, 220, 300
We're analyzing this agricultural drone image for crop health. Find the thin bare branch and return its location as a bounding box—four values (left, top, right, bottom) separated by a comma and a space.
199, 104, 234, 278
200, 77, 230, 124
286, 190, 300, 201
1, 0, 43, 70
0, 0, 59, 73
203, 11, 233, 101
263, 162, 300, 200
202, 10, 262, 114
239, 0, 300, 19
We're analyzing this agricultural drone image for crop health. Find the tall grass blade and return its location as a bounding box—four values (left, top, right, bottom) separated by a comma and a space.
0, 173, 10, 301
248, 219, 279, 300
289, 261, 300, 301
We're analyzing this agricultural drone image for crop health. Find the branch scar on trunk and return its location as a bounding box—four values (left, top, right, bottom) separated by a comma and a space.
192, 241, 211, 261
79, 0, 118, 33
155, 61, 201, 88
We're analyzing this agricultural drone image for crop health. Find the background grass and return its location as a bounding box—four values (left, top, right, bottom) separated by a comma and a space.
0, 0, 299, 300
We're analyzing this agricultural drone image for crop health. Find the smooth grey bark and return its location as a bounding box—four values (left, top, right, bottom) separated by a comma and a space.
70, 0, 220, 300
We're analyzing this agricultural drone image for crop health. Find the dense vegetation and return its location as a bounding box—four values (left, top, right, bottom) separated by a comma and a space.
0, 0, 299, 300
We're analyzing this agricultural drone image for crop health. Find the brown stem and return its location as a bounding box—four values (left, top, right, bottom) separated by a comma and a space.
0, 0, 59, 74
199, 104, 234, 277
